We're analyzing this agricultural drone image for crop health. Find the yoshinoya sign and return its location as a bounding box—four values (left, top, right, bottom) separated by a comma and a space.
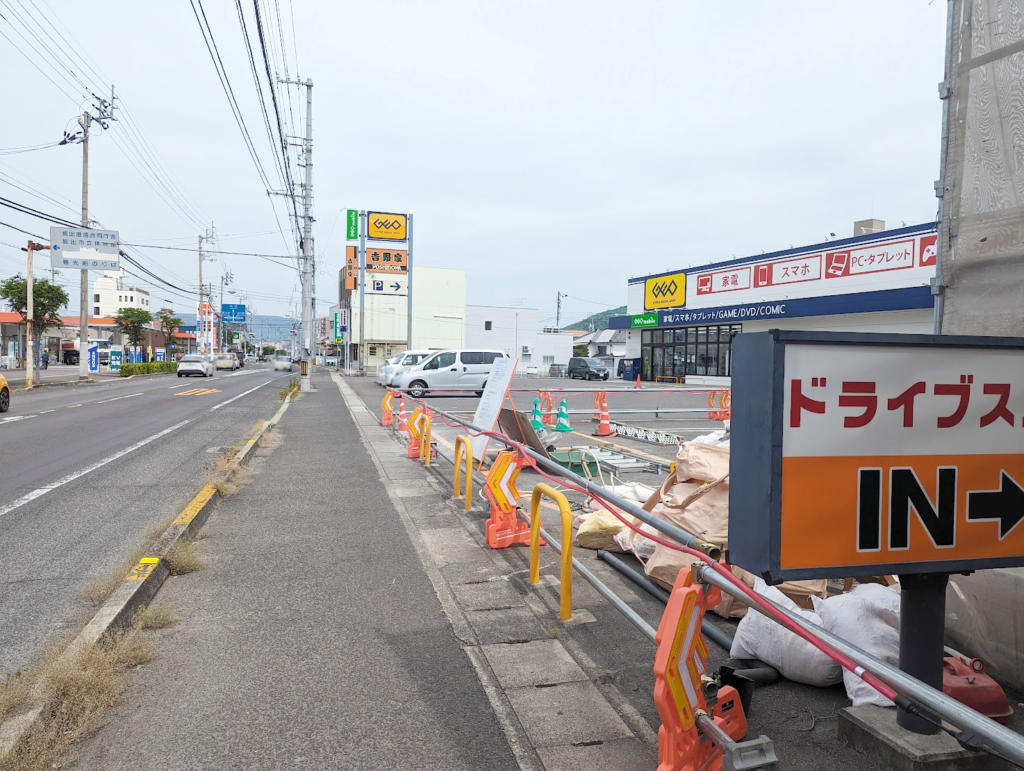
631, 313, 658, 328
729, 330, 1024, 582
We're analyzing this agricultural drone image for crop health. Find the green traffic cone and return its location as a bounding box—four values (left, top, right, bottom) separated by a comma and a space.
531, 396, 544, 430
554, 398, 572, 432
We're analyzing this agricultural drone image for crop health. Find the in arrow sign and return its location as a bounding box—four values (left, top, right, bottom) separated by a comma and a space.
391, 282, 402, 292
967, 471, 1024, 540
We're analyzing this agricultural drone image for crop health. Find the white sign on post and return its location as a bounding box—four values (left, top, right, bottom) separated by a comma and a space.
470, 357, 518, 460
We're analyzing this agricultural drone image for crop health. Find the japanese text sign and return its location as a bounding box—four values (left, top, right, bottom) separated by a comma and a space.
365, 248, 408, 272
345, 245, 358, 290
49, 226, 119, 256
346, 209, 359, 240
645, 272, 686, 310
729, 330, 1024, 581
366, 211, 407, 241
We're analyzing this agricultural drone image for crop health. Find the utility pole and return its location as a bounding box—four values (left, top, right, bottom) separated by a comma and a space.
25, 241, 44, 388
299, 78, 314, 391
78, 110, 90, 380
198, 234, 204, 354
556, 291, 565, 330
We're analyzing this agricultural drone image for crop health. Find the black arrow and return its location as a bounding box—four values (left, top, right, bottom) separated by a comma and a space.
391, 282, 401, 291
967, 471, 1024, 540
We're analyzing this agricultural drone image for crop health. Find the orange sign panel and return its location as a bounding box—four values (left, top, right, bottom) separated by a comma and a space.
729, 332, 1024, 581
345, 245, 358, 290
365, 247, 408, 273
484, 451, 521, 514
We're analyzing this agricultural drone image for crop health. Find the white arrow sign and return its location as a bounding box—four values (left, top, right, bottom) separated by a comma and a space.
367, 272, 407, 295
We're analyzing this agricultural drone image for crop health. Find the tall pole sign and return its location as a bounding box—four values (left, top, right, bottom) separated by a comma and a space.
346, 209, 359, 241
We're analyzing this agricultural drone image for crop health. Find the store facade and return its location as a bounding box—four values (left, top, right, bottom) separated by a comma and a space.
611, 222, 938, 385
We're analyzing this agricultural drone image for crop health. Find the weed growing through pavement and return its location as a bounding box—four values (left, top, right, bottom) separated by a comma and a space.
0, 627, 154, 771
135, 605, 179, 630
279, 378, 298, 400
164, 540, 205, 576
77, 548, 147, 607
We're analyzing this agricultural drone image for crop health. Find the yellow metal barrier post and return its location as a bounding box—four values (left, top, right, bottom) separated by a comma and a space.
529, 483, 574, 620
453, 435, 473, 511
419, 413, 433, 466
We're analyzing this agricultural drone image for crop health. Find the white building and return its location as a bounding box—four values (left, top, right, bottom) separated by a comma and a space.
466, 305, 574, 375
92, 269, 151, 318
572, 328, 628, 373
343, 266, 467, 369
618, 220, 937, 386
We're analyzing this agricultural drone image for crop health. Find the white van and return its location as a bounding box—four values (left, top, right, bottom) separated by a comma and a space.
393, 349, 509, 397
381, 349, 434, 387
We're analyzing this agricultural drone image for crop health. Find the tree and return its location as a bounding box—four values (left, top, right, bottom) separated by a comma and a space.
573, 344, 589, 357
114, 307, 152, 346
262, 345, 276, 357
0, 274, 69, 335
154, 308, 182, 352
0, 274, 70, 361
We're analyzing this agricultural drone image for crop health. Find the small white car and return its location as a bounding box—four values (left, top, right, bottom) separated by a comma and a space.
381, 350, 433, 387
274, 355, 293, 372
177, 355, 214, 378
214, 354, 238, 371
393, 349, 509, 398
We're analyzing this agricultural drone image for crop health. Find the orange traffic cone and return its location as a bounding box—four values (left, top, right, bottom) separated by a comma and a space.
397, 395, 409, 434
635, 373, 641, 389
594, 396, 617, 437
541, 391, 555, 427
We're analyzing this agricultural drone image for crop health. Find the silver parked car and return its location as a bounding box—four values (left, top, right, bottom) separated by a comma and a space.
177, 354, 214, 378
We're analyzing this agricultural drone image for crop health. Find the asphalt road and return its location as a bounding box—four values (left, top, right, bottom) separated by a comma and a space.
0, 363, 296, 675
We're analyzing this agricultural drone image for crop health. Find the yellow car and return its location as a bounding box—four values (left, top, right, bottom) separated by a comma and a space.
0, 373, 8, 413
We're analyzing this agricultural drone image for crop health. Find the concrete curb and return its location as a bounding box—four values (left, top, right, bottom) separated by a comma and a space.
0, 393, 294, 761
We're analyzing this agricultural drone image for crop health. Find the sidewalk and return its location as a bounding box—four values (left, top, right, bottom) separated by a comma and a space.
71, 370, 518, 769
1, 364, 121, 387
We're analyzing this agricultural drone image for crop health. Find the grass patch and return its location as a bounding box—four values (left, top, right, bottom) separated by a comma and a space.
77, 548, 147, 607
257, 429, 280, 450
1, 628, 154, 771
279, 378, 298, 400
135, 605, 179, 630
164, 541, 204, 576
0, 671, 34, 726
222, 465, 252, 497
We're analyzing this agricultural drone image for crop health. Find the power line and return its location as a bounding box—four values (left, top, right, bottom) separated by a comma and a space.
189, 0, 273, 191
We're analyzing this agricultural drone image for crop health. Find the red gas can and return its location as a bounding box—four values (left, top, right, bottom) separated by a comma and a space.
942, 657, 1014, 724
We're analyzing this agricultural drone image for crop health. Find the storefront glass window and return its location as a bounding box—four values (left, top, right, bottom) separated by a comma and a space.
638, 323, 744, 381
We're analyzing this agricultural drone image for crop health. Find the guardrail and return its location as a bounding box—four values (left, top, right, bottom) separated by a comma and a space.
379, 388, 1024, 767
528, 484, 573, 620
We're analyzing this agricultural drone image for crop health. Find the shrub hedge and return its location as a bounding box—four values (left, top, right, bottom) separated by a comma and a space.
119, 361, 178, 377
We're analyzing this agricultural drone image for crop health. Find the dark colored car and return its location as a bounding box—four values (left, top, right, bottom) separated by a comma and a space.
568, 357, 610, 380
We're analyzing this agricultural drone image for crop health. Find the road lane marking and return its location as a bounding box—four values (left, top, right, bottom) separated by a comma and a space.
209, 376, 285, 412
66, 404, 83, 409
0, 415, 36, 424
175, 388, 222, 397
95, 392, 144, 404
168, 383, 191, 390
0, 419, 192, 521
38, 409, 55, 414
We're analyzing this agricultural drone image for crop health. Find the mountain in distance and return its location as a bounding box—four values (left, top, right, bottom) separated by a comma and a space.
561, 306, 627, 332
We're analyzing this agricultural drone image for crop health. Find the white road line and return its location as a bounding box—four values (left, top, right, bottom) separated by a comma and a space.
95, 392, 143, 404
66, 404, 83, 409
209, 376, 284, 412
0, 419, 191, 520
0, 415, 36, 424
168, 383, 191, 390
38, 409, 56, 414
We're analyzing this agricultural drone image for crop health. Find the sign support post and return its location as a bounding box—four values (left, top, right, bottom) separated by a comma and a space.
358, 211, 366, 374
896, 573, 948, 733
407, 213, 413, 351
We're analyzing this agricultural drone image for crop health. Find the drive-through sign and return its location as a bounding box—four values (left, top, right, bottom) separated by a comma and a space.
729, 331, 1024, 581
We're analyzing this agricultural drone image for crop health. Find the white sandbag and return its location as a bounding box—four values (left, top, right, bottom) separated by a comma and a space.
812, 583, 900, 707
575, 505, 632, 551
625, 520, 660, 562
730, 578, 842, 687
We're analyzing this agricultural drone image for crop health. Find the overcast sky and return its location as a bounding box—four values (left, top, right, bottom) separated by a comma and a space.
0, 1, 947, 328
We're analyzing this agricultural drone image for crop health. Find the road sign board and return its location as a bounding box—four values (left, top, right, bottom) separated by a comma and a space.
470, 356, 517, 460
155, 347, 166, 362
485, 451, 522, 514
88, 344, 98, 372
346, 209, 359, 240
366, 211, 407, 241
109, 346, 123, 371
365, 248, 408, 272
366, 273, 408, 295
222, 303, 246, 323
729, 330, 1024, 581
49, 226, 120, 271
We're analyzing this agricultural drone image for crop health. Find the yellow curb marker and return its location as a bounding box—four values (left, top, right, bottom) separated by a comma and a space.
126, 556, 160, 581
172, 483, 218, 527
